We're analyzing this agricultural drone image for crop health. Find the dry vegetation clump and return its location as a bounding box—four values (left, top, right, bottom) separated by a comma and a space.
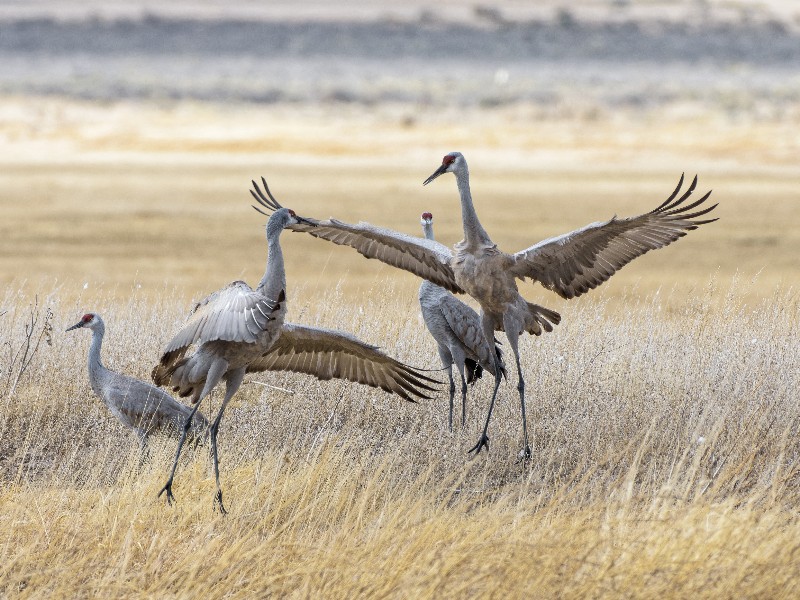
1, 278, 798, 597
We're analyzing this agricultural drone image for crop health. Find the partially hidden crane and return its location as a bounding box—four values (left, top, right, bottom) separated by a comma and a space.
250, 153, 717, 458
66, 312, 208, 446
418, 211, 506, 431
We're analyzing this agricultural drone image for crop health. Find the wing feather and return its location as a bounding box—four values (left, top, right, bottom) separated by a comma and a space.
509, 175, 717, 299
249, 180, 461, 293
246, 323, 440, 401
289, 218, 462, 293
162, 281, 281, 355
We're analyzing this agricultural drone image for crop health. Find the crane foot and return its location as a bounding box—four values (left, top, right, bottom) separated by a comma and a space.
468, 434, 490, 455
158, 481, 176, 505
214, 490, 228, 516
517, 445, 532, 463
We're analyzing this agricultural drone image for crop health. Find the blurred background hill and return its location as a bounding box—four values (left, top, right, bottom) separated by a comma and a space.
2, 0, 799, 111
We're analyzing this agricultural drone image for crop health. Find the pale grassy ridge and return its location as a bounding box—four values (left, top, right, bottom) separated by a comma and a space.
1, 279, 799, 597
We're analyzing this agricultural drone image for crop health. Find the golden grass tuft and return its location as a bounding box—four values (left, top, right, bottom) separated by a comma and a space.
1, 277, 798, 597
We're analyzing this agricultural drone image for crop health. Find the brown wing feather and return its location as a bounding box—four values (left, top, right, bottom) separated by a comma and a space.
249, 179, 461, 293
509, 174, 717, 299
246, 323, 440, 401
292, 219, 463, 294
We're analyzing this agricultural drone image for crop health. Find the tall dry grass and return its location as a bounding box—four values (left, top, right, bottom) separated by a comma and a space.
1, 275, 798, 597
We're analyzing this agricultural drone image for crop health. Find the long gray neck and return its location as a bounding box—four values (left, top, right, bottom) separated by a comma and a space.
419, 222, 437, 296
258, 232, 287, 302
87, 323, 109, 393
454, 166, 492, 247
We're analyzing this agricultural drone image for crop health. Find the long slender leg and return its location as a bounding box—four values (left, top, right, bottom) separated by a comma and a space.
158, 358, 227, 505
137, 432, 150, 471
449, 346, 469, 429
458, 368, 469, 429
504, 325, 531, 460
437, 347, 455, 431
210, 367, 245, 515
447, 367, 456, 431
469, 315, 501, 454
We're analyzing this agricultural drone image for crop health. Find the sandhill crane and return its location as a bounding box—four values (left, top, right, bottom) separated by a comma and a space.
152, 206, 438, 513
250, 155, 716, 458
66, 312, 208, 446
418, 211, 506, 430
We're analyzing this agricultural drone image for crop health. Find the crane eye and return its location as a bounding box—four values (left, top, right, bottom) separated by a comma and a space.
82, 314, 93, 322
443, 155, 455, 166
288, 209, 296, 217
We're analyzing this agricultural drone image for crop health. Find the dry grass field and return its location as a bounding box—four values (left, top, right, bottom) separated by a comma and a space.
1, 276, 798, 596
1, 59, 799, 598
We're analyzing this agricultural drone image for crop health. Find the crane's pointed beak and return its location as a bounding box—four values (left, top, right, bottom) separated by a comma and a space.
65, 320, 85, 332
295, 215, 317, 227
423, 164, 448, 186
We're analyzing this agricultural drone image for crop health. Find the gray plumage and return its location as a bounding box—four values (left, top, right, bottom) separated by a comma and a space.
66, 313, 208, 445
152, 207, 438, 513
251, 155, 716, 458
418, 212, 505, 430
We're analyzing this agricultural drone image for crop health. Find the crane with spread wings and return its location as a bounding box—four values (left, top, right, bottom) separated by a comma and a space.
152, 206, 438, 513
250, 154, 716, 459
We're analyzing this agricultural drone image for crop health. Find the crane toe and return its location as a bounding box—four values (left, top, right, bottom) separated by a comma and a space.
158, 481, 176, 505
214, 490, 228, 515
468, 434, 490, 455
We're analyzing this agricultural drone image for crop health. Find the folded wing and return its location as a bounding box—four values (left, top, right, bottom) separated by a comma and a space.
509, 174, 717, 299
437, 293, 497, 370
155, 281, 282, 375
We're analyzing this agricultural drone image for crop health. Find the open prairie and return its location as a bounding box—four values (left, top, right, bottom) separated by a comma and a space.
1, 2, 800, 597
1, 97, 797, 307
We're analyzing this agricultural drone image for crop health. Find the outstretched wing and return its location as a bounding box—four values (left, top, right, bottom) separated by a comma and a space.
246, 323, 440, 402
508, 175, 717, 299
251, 178, 462, 294
162, 281, 282, 356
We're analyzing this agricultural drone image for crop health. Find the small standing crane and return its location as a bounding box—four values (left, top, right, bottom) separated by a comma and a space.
66, 312, 208, 446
